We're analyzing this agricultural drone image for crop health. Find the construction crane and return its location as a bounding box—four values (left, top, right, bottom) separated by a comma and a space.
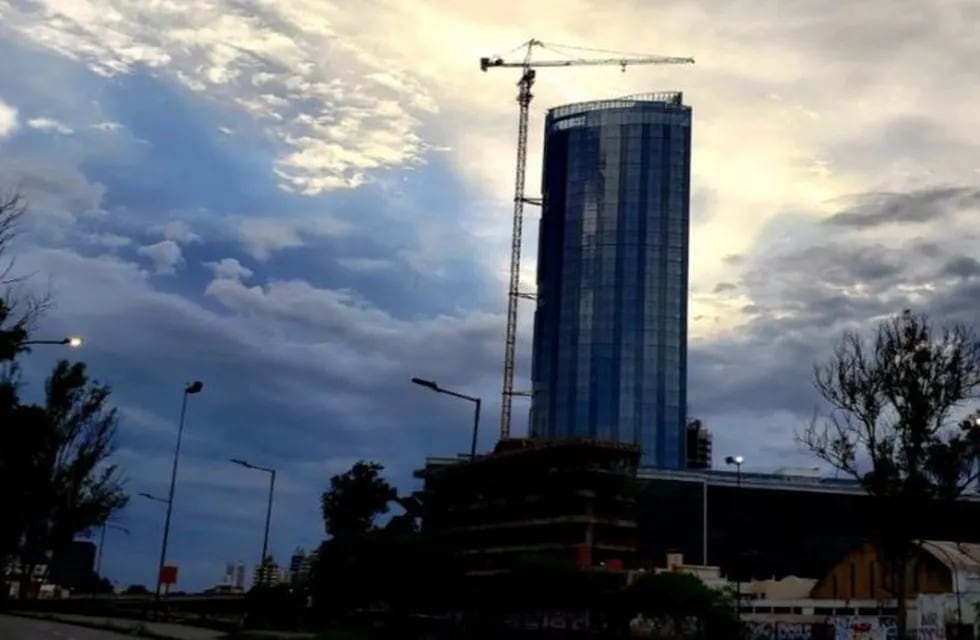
481, 39, 694, 441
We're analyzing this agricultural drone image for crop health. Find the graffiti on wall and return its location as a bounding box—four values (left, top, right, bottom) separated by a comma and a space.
834, 616, 897, 640
742, 621, 819, 640
777, 622, 815, 640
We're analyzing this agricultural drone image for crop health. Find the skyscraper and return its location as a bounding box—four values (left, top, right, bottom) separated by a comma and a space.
530, 93, 692, 468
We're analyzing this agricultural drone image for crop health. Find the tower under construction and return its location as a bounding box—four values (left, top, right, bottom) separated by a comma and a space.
529, 94, 693, 469
480, 40, 694, 446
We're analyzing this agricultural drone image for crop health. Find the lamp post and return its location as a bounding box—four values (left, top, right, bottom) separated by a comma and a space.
725, 455, 744, 628
702, 477, 709, 566
411, 377, 482, 461
230, 458, 276, 587
155, 381, 203, 601
96, 523, 130, 578
22, 336, 83, 347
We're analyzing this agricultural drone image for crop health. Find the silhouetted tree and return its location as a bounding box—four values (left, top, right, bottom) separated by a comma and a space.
0, 360, 129, 596
623, 572, 736, 639
320, 461, 397, 541
801, 310, 980, 639
0, 190, 49, 363
312, 461, 398, 622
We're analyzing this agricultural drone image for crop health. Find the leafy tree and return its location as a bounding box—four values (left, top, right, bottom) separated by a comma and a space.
311, 461, 398, 622
123, 584, 149, 595
320, 461, 397, 541
0, 360, 129, 596
801, 310, 980, 638
623, 572, 736, 639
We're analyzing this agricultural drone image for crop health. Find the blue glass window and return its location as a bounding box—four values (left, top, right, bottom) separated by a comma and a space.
530, 95, 691, 468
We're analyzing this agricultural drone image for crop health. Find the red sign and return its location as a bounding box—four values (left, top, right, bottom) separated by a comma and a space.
159, 565, 178, 586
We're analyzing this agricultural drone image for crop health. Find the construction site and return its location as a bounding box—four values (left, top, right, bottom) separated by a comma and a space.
415, 439, 641, 576
409, 37, 696, 577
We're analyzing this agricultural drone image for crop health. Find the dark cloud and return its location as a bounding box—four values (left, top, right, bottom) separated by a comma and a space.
15, 246, 507, 588
824, 186, 980, 228
943, 256, 980, 279
689, 193, 980, 432
713, 282, 737, 293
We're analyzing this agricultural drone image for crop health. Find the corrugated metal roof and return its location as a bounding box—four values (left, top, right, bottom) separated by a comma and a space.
919, 540, 980, 570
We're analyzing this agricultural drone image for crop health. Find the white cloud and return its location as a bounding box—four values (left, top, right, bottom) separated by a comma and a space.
236, 215, 349, 261
0, 98, 17, 138
18, 245, 508, 445
4, 2, 980, 322
136, 239, 183, 275
0, 152, 107, 225
84, 232, 133, 248
206, 257, 253, 281
26, 116, 73, 135
336, 257, 394, 273
0, 0, 438, 194
158, 219, 201, 244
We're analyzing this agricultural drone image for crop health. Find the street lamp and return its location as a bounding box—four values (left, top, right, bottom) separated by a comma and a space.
230, 458, 277, 588
96, 523, 130, 577
411, 377, 482, 461
22, 336, 83, 347
155, 380, 203, 601
725, 455, 745, 627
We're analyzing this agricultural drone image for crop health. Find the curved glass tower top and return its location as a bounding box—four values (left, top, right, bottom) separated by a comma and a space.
529, 92, 692, 469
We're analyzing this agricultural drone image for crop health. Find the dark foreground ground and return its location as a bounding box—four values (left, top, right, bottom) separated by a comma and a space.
0, 614, 137, 639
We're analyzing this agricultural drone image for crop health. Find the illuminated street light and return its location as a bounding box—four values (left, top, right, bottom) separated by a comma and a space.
725, 454, 745, 628
23, 336, 83, 347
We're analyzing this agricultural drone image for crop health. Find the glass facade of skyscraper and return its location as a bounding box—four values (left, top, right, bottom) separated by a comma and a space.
529, 93, 692, 468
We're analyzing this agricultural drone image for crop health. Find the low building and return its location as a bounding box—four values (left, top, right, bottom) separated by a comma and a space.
252, 558, 282, 588
417, 447, 980, 584
735, 541, 980, 639
288, 547, 317, 585
634, 467, 980, 580
811, 540, 980, 601
416, 438, 641, 575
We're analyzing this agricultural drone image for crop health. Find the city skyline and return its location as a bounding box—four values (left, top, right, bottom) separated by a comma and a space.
1, 0, 979, 592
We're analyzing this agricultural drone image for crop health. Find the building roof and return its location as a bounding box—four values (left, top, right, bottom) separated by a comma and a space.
918, 541, 980, 572
547, 92, 685, 120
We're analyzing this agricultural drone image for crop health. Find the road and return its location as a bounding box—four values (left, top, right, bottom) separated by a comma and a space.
0, 615, 137, 639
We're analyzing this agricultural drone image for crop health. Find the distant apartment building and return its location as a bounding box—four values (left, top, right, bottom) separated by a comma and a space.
252, 557, 282, 588
221, 561, 246, 590
288, 547, 317, 585
684, 419, 712, 469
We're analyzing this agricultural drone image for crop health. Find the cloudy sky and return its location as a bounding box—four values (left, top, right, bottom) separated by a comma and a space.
2, 0, 979, 591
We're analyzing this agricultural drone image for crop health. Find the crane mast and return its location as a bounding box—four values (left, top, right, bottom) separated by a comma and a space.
482, 39, 694, 442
